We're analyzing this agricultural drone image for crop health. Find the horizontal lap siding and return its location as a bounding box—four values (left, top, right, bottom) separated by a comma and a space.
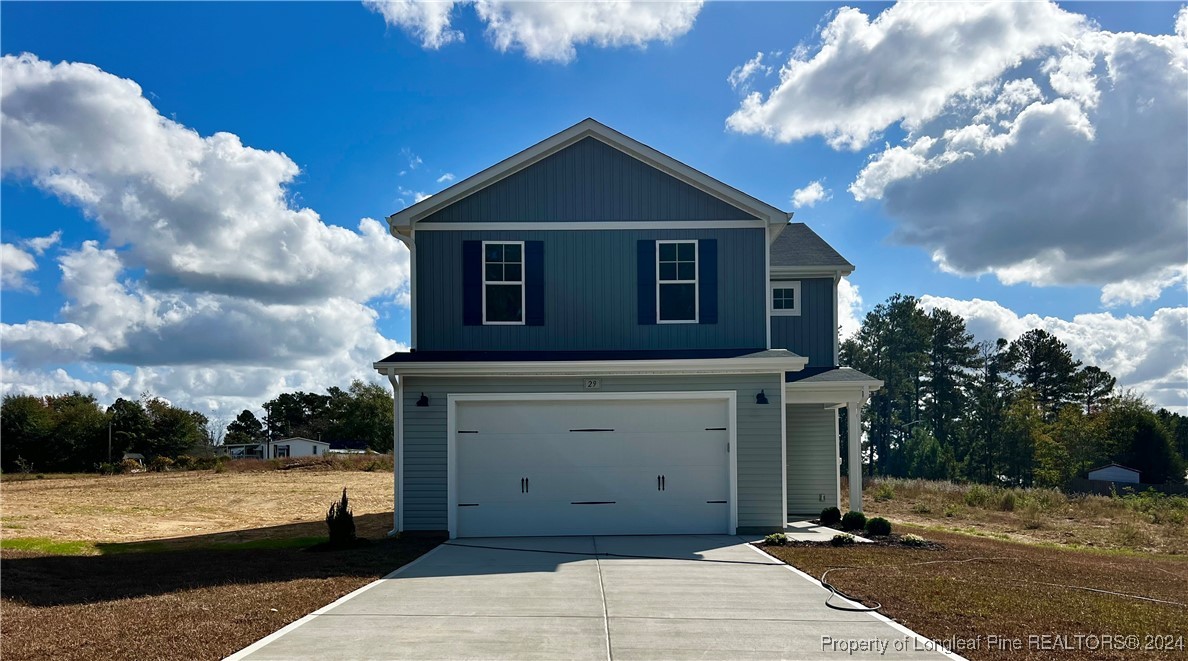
416, 229, 766, 352
770, 277, 835, 367
786, 405, 839, 515
422, 137, 757, 222
401, 374, 783, 532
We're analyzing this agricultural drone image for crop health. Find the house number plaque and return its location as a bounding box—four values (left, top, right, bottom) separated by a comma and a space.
583, 379, 601, 390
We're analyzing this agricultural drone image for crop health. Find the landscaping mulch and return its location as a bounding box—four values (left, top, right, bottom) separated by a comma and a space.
0, 535, 441, 661
762, 524, 1188, 661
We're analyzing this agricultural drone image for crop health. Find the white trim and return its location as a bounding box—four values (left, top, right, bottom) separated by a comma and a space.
481, 240, 525, 325
410, 235, 418, 348
446, 391, 739, 539
656, 239, 698, 324
224, 544, 449, 661
741, 545, 970, 661
832, 273, 839, 364
778, 372, 787, 529
770, 281, 802, 317
771, 266, 853, 278
784, 382, 884, 406
396, 374, 405, 533
833, 409, 842, 510
387, 119, 790, 233
415, 220, 766, 231
376, 354, 808, 377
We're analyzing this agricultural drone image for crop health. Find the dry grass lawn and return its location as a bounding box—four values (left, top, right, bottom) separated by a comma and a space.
763, 525, 1188, 661
0, 468, 437, 661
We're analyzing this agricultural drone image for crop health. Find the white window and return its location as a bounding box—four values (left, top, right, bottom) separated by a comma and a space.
274, 445, 290, 458
771, 281, 801, 316
483, 241, 525, 324
657, 240, 698, 323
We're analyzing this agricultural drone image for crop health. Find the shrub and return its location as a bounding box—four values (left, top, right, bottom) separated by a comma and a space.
999, 491, 1017, 512
174, 454, 195, 470
819, 506, 842, 526
943, 504, 963, 518
865, 517, 892, 536
326, 488, 357, 546
97, 462, 123, 475
1020, 501, 1044, 530
830, 533, 855, 547
911, 502, 932, 514
901, 533, 926, 547
149, 456, 174, 472
873, 483, 895, 502
764, 533, 787, 546
964, 484, 993, 508
841, 511, 867, 531
121, 458, 144, 473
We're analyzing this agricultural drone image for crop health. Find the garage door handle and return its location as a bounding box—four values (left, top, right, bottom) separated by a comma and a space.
521, 477, 528, 493
662, 475, 666, 491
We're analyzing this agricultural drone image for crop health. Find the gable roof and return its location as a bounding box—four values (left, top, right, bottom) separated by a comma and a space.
1088, 462, 1140, 474
770, 223, 854, 275
387, 118, 792, 236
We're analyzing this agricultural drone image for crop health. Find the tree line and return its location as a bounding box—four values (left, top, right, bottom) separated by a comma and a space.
0, 379, 394, 474
842, 294, 1187, 487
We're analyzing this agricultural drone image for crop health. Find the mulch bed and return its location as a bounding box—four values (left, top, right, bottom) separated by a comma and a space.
761, 524, 1188, 660
0, 535, 441, 661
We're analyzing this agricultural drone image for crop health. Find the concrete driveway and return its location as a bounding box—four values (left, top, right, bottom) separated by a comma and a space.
229, 536, 958, 660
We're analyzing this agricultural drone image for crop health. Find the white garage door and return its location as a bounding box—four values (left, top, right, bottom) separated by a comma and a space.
453, 396, 732, 537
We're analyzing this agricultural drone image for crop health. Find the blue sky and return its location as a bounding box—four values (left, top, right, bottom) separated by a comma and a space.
2, 1, 1185, 418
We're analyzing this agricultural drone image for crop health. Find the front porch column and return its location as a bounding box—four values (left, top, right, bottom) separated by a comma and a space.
847, 402, 862, 513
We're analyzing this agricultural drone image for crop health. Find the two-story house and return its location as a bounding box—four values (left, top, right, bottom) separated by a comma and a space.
374, 119, 881, 538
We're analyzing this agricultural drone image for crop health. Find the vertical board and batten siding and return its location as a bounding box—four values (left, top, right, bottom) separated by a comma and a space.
421, 137, 758, 223
400, 374, 784, 533
786, 405, 840, 515
770, 277, 836, 367
416, 229, 766, 352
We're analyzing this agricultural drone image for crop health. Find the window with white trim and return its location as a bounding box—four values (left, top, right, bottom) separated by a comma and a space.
657, 240, 697, 323
771, 281, 801, 316
274, 445, 290, 458
483, 241, 524, 324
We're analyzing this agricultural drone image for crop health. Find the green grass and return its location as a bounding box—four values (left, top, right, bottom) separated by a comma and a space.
3, 535, 326, 556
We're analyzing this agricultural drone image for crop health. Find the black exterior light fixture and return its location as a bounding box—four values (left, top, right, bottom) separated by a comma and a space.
416, 393, 429, 407
755, 390, 769, 405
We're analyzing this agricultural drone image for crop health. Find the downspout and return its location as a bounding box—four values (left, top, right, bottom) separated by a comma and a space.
386, 370, 403, 537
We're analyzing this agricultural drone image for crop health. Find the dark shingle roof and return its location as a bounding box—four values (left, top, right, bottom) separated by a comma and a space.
770, 223, 853, 269
786, 366, 881, 384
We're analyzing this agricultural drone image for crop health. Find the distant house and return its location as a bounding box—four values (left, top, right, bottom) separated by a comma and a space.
218, 437, 331, 460
1088, 463, 1140, 483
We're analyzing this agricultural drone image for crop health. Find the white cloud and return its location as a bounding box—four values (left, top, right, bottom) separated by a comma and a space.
920, 296, 1188, 413
727, 51, 770, 92
726, 2, 1084, 150
837, 277, 862, 341
364, 0, 464, 49
367, 0, 703, 63
23, 230, 61, 255
732, 2, 1188, 305
1, 243, 38, 291
436, 172, 455, 183
790, 180, 831, 209
0, 54, 409, 416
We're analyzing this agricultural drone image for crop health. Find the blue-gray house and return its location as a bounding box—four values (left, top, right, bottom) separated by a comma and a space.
375, 119, 881, 538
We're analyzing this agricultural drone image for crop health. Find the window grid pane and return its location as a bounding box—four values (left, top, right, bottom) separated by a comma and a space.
773, 287, 796, 310
658, 241, 696, 283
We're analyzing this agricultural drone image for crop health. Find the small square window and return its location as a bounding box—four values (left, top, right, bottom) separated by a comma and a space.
771, 282, 801, 316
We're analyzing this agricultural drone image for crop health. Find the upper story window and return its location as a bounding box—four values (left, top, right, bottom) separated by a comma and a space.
657, 240, 698, 323
771, 281, 801, 316
483, 241, 524, 324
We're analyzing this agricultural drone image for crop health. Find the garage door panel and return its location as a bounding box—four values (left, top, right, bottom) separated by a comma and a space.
454, 397, 732, 538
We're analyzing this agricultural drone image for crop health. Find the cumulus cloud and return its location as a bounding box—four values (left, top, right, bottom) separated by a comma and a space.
837, 277, 862, 341
790, 180, 831, 209
367, 0, 703, 63
727, 51, 770, 92
1, 243, 38, 291
0, 54, 409, 415
23, 230, 61, 255
920, 296, 1187, 413
731, 2, 1188, 305
436, 172, 455, 183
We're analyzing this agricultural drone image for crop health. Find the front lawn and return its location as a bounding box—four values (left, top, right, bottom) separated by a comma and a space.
762, 524, 1188, 661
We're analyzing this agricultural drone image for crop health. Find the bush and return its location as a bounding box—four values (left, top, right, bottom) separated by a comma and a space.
874, 483, 895, 502
999, 491, 1017, 512
819, 506, 842, 526
901, 533, 926, 547
864, 517, 892, 536
325, 488, 357, 546
174, 454, 195, 470
764, 532, 787, 546
97, 462, 124, 475
911, 502, 932, 514
964, 484, 993, 508
841, 511, 867, 531
121, 458, 144, 473
830, 533, 855, 547
148, 456, 174, 472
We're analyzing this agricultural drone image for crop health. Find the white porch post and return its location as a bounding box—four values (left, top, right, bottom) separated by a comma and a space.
847, 401, 862, 513
387, 372, 403, 536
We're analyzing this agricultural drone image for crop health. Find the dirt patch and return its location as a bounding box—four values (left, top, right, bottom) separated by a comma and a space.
0, 470, 393, 544
763, 524, 1188, 661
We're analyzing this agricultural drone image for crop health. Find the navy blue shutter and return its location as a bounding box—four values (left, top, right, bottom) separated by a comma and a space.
637, 240, 656, 325
698, 239, 718, 324
525, 241, 544, 326
462, 240, 482, 326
